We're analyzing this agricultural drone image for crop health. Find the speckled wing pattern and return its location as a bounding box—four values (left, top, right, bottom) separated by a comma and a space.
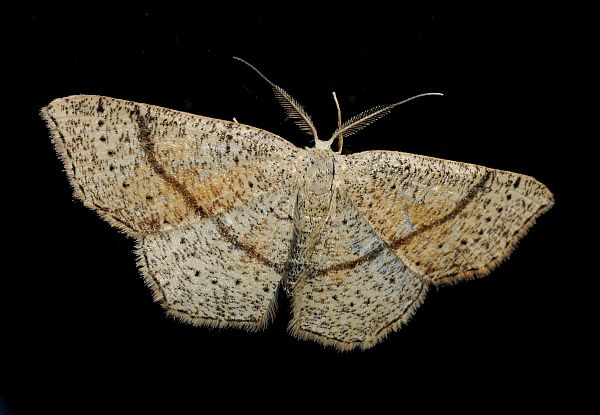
43, 95, 553, 351
342, 151, 554, 285
290, 188, 427, 351
43, 95, 299, 330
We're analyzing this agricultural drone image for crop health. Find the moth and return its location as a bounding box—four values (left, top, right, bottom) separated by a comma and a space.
42, 58, 553, 350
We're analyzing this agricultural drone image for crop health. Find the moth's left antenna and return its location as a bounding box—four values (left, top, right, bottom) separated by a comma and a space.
233, 57, 319, 142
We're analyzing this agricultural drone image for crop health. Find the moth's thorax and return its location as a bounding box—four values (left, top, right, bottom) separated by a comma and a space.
303, 147, 335, 187
296, 148, 336, 217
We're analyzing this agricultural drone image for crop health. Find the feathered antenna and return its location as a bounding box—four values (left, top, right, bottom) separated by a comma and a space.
233, 57, 319, 141
327, 93, 443, 144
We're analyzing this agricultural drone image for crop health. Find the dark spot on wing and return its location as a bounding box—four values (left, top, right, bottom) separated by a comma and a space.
514, 177, 521, 188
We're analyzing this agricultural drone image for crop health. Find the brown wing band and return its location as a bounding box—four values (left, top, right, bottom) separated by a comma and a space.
132, 106, 281, 274
316, 171, 492, 276
390, 170, 492, 249
132, 106, 208, 217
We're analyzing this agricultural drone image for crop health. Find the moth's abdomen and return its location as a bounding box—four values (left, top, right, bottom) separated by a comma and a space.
284, 149, 336, 295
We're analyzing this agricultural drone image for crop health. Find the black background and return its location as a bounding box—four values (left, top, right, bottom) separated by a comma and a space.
3, 5, 581, 413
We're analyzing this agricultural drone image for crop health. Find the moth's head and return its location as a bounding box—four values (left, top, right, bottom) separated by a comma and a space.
315, 135, 336, 151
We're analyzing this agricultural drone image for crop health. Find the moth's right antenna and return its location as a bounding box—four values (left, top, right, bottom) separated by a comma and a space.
233, 57, 319, 142
327, 92, 444, 143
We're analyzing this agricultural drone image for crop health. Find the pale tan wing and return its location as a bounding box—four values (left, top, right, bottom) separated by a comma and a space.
42, 95, 301, 329
289, 188, 427, 351
342, 151, 554, 285
42, 95, 299, 236
137, 185, 294, 330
